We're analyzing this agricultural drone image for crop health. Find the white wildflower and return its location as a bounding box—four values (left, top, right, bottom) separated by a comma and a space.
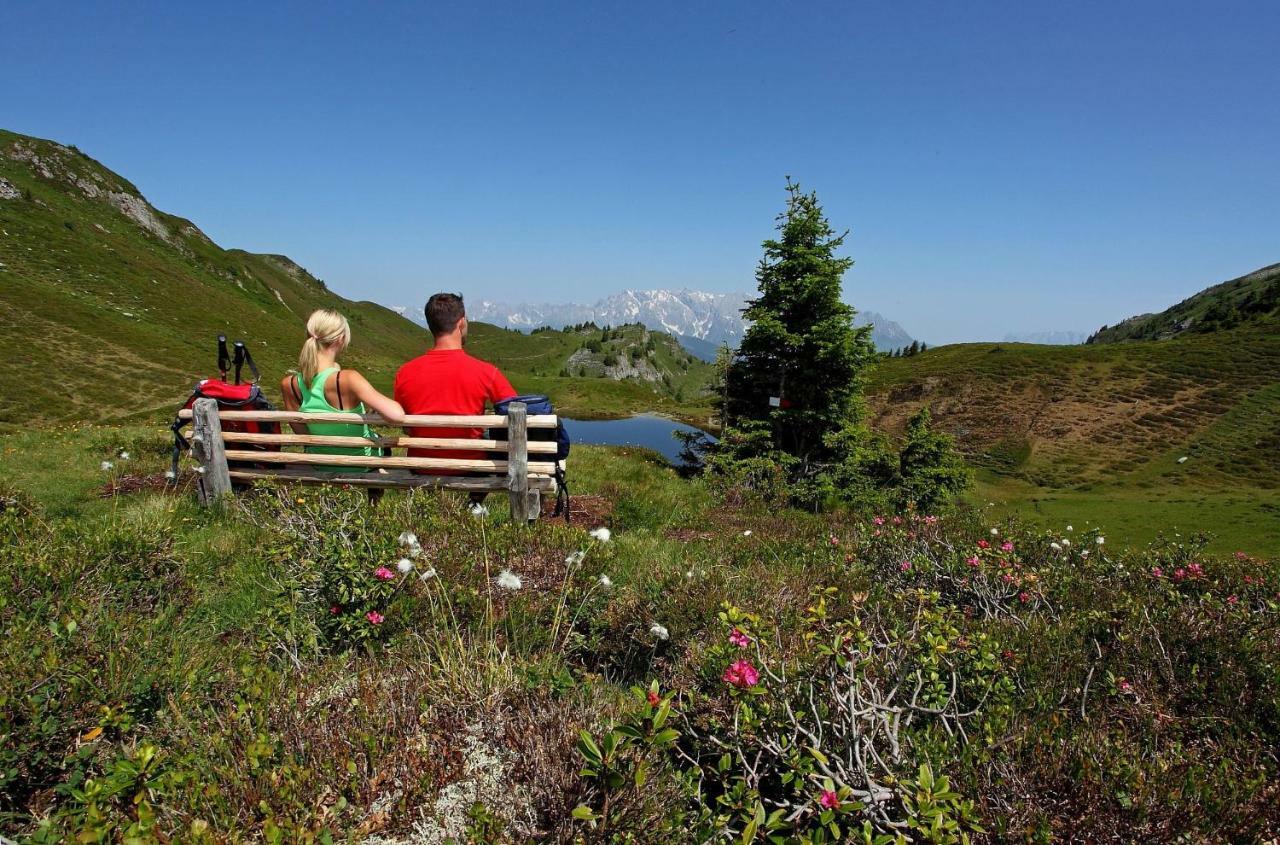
396, 557, 415, 574
598, 574, 613, 588
469, 503, 489, 517
118, 451, 130, 460
565, 550, 586, 566
649, 623, 669, 641
397, 531, 418, 547
990, 528, 999, 536
742, 530, 752, 537
1080, 550, 1090, 558
1066, 525, 1073, 532
589, 527, 612, 543
1096, 536, 1105, 545
1062, 538, 1071, 547
1050, 542, 1062, 551
496, 570, 522, 591
100, 461, 113, 471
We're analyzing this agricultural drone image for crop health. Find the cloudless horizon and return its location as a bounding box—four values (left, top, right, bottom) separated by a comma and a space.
4, 1, 1278, 344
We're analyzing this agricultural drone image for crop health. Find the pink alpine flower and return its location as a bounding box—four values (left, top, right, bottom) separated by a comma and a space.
829, 536, 840, 547
819, 790, 840, 809
647, 689, 660, 707
1226, 594, 1239, 606
1018, 591, 1030, 603
728, 628, 751, 648
1173, 568, 1187, 581
872, 516, 886, 526
891, 516, 903, 526
977, 539, 991, 550
899, 560, 911, 572
374, 566, 395, 581
1187, 562, 1204, 578
1151, 567, 1163, 578
365, 611, 384, 625
966, 555, 981, 567
330, 605, 340, 615
1118, 678, 1132, 692
722, 659, 760, 689
1001, 541, 1014, 552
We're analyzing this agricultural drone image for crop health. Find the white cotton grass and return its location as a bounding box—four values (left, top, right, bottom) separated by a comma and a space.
118, 451, 130, 460
1050, 542, 1062, 552
417, 567, 437, 580
565, 550, 586, 566
742, 530, 752, 537
100, 461, 114, 471
496, 570, 522, 591
397, 531, 418, 547
164, 470, 176, 481
589, 527, 611, 543
395, 558, 415, 574
469, 503, 489, 518
598, 574, 613, 588
649, 623, 669, 641
990, 528, 999, 536
1096, 536, 1106, 545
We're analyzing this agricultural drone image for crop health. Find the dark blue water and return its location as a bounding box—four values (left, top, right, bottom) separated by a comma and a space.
562, 415, 713, 463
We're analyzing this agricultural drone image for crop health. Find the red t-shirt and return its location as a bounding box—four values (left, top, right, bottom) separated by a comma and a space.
393, 348, 517, 467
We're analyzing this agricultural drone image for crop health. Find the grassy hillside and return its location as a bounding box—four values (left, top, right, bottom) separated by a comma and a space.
0, 129, 430, 428
0, 130, 711, 428
1088, 262, 1280, 342
868, 322, 1280, 552
1, 426, 1277, 842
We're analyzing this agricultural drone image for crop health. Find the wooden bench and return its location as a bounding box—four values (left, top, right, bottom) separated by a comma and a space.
177, 398, 557, 521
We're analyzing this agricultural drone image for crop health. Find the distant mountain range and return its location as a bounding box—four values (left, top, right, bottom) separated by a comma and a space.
399, 289, 918, 360
1002, 330, 1089, 345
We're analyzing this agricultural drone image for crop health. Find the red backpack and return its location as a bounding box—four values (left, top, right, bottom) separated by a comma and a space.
170, 336, 280, 480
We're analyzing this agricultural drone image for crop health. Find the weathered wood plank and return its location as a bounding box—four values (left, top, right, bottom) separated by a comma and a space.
218, 431, 558, 453
176, 409, 559, 428
192, 398, 232, 505
221, 449, 556, 474
506, 402, 532, 523
227, 468, 557, 492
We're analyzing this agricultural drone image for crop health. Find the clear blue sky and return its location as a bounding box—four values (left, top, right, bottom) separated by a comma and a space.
5, 1, 1277, 344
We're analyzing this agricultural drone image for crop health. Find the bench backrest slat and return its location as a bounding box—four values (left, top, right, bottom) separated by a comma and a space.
175, 409, 559, 428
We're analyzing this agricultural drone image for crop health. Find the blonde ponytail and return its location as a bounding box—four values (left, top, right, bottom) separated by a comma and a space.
298, 309, 352, 384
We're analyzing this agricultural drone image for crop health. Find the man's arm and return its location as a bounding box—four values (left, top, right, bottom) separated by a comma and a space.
488, 365, 517, 403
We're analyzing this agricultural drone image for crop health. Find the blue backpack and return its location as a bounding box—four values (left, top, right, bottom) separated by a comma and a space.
493, 394, 571, 519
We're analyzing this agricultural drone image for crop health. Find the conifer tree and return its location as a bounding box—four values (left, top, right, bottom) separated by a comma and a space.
723, 180, 876, 476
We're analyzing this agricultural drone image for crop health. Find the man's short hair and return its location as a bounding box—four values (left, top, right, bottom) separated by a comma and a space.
425, 293, 466, 336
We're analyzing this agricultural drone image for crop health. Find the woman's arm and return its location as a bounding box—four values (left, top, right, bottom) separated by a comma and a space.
341, 370, 406, 424
279, 375, 309, 434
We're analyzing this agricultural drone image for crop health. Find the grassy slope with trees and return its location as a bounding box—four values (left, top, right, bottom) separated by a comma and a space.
0, 130, 711, 429
867, 311, 1279, 554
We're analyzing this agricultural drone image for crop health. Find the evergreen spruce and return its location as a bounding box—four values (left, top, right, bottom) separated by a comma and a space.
723, 181, 876, 474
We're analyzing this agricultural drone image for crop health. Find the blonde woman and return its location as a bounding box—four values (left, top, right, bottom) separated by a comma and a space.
281, 309, 406, 472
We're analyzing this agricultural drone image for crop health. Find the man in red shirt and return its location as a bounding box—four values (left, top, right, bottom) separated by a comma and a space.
394, 293, 518, 473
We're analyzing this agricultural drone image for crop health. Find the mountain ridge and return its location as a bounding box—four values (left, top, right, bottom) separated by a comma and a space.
1087, 263, 1279, 343
403, 289, 918, 358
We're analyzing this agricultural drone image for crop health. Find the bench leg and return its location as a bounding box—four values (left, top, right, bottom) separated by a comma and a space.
192, 398, 233, 506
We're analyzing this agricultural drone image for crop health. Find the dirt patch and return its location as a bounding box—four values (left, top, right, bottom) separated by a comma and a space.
542, 493, 612, 524
100, 472, 195, 498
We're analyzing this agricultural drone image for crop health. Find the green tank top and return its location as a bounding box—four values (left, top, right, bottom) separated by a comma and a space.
296, 366, 375, 473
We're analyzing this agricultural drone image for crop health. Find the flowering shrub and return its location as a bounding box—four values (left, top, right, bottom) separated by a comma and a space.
671, 599, 1001, 842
